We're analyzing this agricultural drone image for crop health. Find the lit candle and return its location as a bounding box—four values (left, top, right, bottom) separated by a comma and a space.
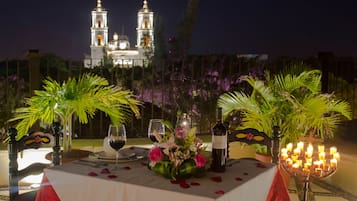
306, 158, 312, 164
292, 163, 299, 171
281, 148, 287, 154
318, 145, 325, 153
286, 158, 293, 166
319, 152, 325, 160
330, 158, 337, 168
297, 141, 304, 150
291, 155, 298, 162
286, 143, 293, 152
304, 162, 312, 169
321, 160, 327, 170
281, 152, 288, 160
294, 148, 301, 156
333, 152, 340, 161
298, 160, 303, 167
313, 160, 322, 169
307, 143, 313, 154
303, 162, 311, 172
330, 146, 337, 155
305, 150, 312, 158
281, 148, 288, 155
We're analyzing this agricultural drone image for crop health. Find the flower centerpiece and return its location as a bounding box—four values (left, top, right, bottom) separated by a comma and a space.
148, 126, 208, 179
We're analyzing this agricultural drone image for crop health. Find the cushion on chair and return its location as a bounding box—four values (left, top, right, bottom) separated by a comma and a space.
228, 142, 256, 159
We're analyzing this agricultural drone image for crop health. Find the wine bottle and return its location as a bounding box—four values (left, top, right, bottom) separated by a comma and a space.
211, 107, 227, 172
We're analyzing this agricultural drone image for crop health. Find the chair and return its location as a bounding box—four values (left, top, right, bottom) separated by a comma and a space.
228, 126, 281, 164
8, 123, 61, 201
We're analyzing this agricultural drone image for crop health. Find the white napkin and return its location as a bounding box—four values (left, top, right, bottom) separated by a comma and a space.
103, 137, 117, 157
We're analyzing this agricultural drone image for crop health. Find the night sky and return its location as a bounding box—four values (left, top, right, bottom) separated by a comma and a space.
1, 0, 357, 60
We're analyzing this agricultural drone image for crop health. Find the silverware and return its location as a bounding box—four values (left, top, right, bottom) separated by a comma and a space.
127, 154, 145, 160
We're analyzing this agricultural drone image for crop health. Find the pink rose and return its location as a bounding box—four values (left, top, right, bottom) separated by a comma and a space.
194, 154, 206, 168
149, 147, 163, 162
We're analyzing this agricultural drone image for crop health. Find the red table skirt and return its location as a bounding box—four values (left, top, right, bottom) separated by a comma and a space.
35, 176, 60, 201
267, 168, 290, 201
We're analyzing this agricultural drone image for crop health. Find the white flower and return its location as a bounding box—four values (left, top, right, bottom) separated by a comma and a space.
159, 134, 178, 156
190, 144, 197, 152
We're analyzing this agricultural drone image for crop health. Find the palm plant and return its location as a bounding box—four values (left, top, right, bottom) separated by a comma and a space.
10, 73, 141, 152
218, 68, 351, 148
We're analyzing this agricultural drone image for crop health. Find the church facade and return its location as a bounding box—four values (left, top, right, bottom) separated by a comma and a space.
84, 0, 154, 68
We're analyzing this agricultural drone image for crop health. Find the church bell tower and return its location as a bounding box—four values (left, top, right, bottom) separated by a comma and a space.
136, 0, 154, 54
90, 0, 108, 66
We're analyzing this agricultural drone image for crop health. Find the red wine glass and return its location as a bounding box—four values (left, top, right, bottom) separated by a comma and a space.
108, 124, 127, 170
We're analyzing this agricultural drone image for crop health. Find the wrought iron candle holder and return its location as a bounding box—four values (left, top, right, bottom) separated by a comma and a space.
280, 142, 340, 201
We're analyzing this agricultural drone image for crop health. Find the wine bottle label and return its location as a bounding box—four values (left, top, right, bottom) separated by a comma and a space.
212, 135, 227, 149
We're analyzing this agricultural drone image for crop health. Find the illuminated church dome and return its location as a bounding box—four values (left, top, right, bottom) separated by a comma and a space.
108, 33, 130, 50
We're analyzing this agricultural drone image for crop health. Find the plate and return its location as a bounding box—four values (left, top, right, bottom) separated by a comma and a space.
91, 151, 135, 160
89, 147, 148, 162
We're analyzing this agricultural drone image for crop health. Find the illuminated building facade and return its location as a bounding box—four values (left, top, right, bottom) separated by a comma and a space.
84, 0, 154, 68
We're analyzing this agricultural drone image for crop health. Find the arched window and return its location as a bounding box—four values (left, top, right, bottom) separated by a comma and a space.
142, 19, 150, 29
97, 34, 103, 46
144, 35, 150, 47
97, 20, 102, 28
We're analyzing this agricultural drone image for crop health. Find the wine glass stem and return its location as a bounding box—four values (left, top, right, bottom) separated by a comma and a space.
116, 151, 119, 169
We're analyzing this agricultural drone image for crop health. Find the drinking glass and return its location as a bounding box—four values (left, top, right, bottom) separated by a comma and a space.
178, 113, 191, 129
108, 124, 127, 170
148, 119, 165, 143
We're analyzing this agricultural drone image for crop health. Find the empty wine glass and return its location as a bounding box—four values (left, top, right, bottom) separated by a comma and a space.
148, 119, 165, 143
108, 124, 127, 170
178, 113, 191, 129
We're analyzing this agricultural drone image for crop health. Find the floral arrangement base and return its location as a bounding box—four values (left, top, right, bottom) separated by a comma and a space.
150, 159, 206, 179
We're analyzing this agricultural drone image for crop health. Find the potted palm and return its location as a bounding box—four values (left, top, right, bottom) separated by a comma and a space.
218, 68, 352, 150
10, 73, 141, 154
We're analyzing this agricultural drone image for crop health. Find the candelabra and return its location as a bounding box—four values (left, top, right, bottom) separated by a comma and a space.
280, 142, 340, 201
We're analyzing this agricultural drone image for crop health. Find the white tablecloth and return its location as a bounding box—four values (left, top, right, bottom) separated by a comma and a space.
36, 147, 288, 201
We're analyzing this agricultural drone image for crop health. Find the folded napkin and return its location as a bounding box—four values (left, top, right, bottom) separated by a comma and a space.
103, 137, 117, 157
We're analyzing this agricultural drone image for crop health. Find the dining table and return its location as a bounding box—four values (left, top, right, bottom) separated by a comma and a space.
35, 146, 290, 201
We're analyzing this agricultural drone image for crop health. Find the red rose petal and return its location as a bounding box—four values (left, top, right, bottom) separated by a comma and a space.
210, 176, 222, 183
215, 190, 225, 195
180, 182, 190, 189
87, 172, 98, 176
256, 163, 267, 168
141, 162, 147, 166
108, 175, 117, 179
170, 178, 186, 184
190, 182, 200, 186
100, 168, 110, 174
235, 177, 243, 181
243, 172, 248, 175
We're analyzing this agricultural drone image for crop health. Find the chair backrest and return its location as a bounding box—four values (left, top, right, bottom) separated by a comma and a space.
228, 126, 281, 164
8, 123, 61, 200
